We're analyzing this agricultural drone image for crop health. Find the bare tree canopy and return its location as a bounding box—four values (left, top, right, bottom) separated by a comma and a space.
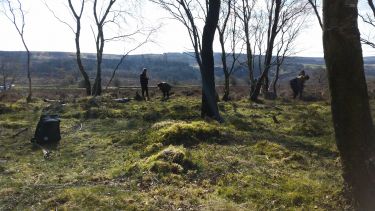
236, 0, 256, 91
150, 0, 206, 67
250, 0, 309, 101
307, 0, 322, 28
44, 0, 155, 96
152, 0, 222, 121
271, 12, 306, 97
1, 0, 32, 102
218, 0, 242, 101
360, 0, 375, 48
44, 0, 92, 95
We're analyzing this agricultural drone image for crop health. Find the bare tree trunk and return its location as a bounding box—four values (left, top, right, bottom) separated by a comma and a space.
92, 38, 103, 96
64, 0, 92, 96
75, 25, 91, 96
223, 72, 230, 101
151, 0, 221, 121
307, 0, 323, 28
272, 63, 281, 97
239, 0, 254, 96
19, 33, 32, 102
2, 69, 6, 91
200, 0, 222, 121
323, 0, 375, 209
91, 0, 117, 96
4, 0, 32, 102
92, 25, 104, 96
245, 24, 254, 85
218, 30, 230, 101
92, 0, 112, 96
26, 50, 32, 102
251, 0, 282, 101
92, 51, 103, 96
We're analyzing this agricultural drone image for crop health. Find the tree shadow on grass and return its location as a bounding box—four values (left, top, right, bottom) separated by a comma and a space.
248, 128, 339, 158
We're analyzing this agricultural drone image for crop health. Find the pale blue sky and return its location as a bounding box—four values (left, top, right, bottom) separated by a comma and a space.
0, 0, 374, 57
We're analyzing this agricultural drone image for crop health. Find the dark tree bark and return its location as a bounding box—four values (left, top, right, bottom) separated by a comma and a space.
307, 0, 323, 28
74, 25, 91, 96
250, 0, 282, 101
200, 0, 222, 121
323, 0, 375, 209
25, 50, 31, 102
92, 0, 116, 96
152, 0, 222, 121
92, 25, 104, 96
218, 32, 229, 100
217, 0, 236, 101
272, 61, 280, 96
67, 0, 91, 96
237, 0, 255, 96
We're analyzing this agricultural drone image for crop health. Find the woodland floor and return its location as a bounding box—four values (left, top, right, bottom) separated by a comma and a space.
1, 90, 370, 210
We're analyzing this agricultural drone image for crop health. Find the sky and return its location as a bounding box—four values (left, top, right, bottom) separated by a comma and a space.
0, 0, 374, 57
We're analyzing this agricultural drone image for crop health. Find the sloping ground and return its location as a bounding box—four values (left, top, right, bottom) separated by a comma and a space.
0, 96, 356, 210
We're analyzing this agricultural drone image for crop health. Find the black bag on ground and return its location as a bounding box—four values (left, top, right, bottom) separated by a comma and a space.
32, 115, 61, 144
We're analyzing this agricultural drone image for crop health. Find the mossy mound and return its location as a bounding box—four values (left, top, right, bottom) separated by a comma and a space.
0, 103, 26, 114
84, 107, 127, 119
138, 146, 195, 174
252, 141, 290, 159
0, 104, 12, 114
151, 121, 229, 146
0, 96, 350, 210
289, 121, 329, 137
151, 120, 185, 130
286, 105, 332, 137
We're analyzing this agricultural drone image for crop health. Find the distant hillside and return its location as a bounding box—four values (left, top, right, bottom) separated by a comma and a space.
1, 51, 375, 86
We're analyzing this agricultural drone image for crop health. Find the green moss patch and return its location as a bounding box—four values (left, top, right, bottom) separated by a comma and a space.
150, 121, 231, 146
135, 146, 195, 174
253, 140, 290, 159
0, 96, 353, 210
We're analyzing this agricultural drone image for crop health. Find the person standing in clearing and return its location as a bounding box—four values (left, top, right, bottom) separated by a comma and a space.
140, 68, 149, 100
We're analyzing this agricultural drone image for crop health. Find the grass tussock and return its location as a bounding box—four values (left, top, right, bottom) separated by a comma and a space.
149, 146, 195, 174
150, 121, 231, 146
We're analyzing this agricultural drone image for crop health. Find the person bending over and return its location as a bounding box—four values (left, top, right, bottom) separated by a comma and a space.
157, 82, 171, 100
290, 73, 310, 99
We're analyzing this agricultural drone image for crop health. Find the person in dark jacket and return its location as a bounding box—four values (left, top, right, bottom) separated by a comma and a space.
157, 82, 172, 100
290, 72, 309, 99
140, 68, 149, 100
